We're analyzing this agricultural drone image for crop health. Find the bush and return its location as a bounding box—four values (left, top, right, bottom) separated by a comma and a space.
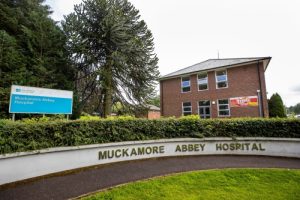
269, 93, 286, 118
0, 118, 299, 154
79, 115, 101, 121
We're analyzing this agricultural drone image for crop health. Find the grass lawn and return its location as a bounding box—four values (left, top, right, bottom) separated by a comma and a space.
81, 169, 300, 200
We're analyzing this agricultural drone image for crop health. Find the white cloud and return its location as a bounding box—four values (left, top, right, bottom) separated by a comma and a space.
46, 0, 82, 21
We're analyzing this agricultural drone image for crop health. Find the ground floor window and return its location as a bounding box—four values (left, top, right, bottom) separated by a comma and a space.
182, 102, 192, 116
218, 99, 230, 116
198, 100, 210, 118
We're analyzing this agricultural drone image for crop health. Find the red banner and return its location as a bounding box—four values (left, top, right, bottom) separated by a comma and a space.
230, 96, 258, 107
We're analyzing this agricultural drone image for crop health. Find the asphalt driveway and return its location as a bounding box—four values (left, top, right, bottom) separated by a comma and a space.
1, 155, 300, 200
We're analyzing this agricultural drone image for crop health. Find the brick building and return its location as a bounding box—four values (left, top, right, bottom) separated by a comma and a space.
159, 57, 271, 118
147, 105, 161, 119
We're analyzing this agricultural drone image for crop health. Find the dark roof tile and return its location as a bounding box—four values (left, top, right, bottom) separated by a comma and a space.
160, 57, 271, 80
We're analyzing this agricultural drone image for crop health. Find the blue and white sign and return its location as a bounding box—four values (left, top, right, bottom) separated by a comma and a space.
9, 85, 73, 114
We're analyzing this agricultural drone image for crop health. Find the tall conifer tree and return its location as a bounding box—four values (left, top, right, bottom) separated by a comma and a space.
63, 0, 159, 117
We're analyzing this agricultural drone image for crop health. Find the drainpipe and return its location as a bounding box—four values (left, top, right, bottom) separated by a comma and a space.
160, 80, 164, 116
257, 61, 264, 117
257, 90, 262, 117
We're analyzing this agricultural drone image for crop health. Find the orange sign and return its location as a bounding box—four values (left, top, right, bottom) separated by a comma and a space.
230, 96, 258, 107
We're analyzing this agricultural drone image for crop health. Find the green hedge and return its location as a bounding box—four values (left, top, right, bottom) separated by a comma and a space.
0, 118, 300, 154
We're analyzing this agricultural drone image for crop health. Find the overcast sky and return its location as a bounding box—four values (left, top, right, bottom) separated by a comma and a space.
45, 0, 300, 106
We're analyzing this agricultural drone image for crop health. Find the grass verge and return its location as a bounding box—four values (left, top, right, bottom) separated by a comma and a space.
81, 169, 300, 200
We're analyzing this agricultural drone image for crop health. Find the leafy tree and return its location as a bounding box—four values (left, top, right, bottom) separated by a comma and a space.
295, 104, 300, 114
0, 0, 74, 118
288, 103, 300, 115
111, 101, 132, 116
62, 0, 159, 117
268, 93, 286, 118
146, 94, 160, 107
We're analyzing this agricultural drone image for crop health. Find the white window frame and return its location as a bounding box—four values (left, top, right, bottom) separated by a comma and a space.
215, 69, 228, 89
181, 76, 191, 93
197, 72, 209, 91
198, 100, 211, 119
182, 102, 192, 116
217, 99, 230, 117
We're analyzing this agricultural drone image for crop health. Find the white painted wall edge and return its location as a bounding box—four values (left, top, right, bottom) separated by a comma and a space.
0, 137, 300, 185
1, 137, 300, 159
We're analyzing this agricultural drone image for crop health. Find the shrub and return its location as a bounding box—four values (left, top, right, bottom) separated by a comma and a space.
0, 118, 299, 154
79, 116, 101, 121
268, 93, 286, 118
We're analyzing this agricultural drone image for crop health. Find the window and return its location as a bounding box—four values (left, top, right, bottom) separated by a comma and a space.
198, 72, 208, 90
182, 102, 192, 116
218, 99, 230, 116
198, 100, 210, 118
181, 76, 190, 92
216, 70, 228, 88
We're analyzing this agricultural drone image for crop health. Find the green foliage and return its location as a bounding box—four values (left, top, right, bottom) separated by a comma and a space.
0, 118, 299, 154
0, 0, 75, 118
82, 169, 300, 200
106, 115, 135, 120
0, 29, 26, 118
111, 102, 133, 116
79, 115, 135, 120
79, 115, 101, 121
62, 0, 159, 117
288, 103, 300, 115
146, 95, 160, 107
20, 115, 67, 124
179, 114, 200, 120
268, 93, 286, 118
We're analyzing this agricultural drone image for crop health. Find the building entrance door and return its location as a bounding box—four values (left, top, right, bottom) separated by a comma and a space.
199, 101, 211, 119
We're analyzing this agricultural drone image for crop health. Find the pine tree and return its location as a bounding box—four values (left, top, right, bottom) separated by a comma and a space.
62, 0, 159, 117
268, 93, 286, 118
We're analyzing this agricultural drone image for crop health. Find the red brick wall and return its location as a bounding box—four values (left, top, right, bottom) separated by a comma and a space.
160, 62, 269, 118
148, 111, 161, 119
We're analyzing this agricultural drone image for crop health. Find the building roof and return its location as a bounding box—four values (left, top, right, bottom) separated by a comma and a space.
160, 57, 271, 80
147, 104, 160, 111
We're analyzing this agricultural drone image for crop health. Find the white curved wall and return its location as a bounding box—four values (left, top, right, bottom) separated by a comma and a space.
0, 137, 300, 185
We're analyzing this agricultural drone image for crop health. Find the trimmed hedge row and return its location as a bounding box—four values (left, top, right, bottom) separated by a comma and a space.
0, 118, 300, 154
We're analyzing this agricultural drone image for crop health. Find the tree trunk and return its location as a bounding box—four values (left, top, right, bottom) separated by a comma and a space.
103, 60, 113, 118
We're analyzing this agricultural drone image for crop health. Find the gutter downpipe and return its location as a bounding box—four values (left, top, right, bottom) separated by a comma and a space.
160, 80, 164, 116
257, 61, 264, 117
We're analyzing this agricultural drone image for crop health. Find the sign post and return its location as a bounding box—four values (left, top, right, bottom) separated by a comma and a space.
9, 85, 73, 118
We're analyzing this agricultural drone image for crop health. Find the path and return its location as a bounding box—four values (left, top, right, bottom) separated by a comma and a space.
1, 155, 300, 200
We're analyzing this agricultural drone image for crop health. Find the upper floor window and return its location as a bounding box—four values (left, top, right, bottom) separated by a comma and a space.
216, 70, 228, 88
182, 102, 192, 116
198, 72, 208, 90
181, 76, 190, 92
218, 99, 230, 116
